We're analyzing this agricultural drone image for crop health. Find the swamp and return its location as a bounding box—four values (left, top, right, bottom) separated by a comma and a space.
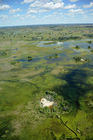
0, 24, 93, 140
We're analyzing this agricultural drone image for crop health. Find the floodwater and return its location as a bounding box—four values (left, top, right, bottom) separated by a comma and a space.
37, 40, 93, 49
17, 40, 93, 68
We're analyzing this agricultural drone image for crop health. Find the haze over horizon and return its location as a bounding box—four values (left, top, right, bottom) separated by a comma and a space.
0, 0, 93, 27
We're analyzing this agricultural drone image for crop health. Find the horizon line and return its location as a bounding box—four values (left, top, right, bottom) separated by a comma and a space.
0, 23, 93, 28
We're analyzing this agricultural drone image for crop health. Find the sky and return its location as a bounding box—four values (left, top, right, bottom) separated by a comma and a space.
0, 0, 93, 26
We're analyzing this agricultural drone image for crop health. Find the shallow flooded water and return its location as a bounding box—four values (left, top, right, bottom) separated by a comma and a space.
13, 40, 93, 69
37, 39, 93, 49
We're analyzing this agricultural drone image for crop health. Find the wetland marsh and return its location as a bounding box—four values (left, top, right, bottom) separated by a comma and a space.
0, 25, 93, 140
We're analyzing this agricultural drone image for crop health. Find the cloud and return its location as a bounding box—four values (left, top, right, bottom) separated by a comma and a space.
27, 9, 37, 14
90, 9, 93, 11
0, 15, 8, 20
64, 4, 76, 9
22, 0, 34, 4
9, 8, 21, 14
69, 9, 84, 14
25, 14, 37, 19
30, 0, 64, 9
0, 4, 10, 10
43, 2, 64, 9
13, 14, 21, 17
27, 0, 64, 15
27, 8, 50, 14
83, 2, 93, 8
69, 0, 78, 2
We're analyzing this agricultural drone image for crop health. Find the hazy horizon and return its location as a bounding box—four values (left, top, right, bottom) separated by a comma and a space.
0, 23, 93, 28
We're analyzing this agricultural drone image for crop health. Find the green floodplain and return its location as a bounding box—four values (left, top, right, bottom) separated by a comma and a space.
0, 24, 93, 140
